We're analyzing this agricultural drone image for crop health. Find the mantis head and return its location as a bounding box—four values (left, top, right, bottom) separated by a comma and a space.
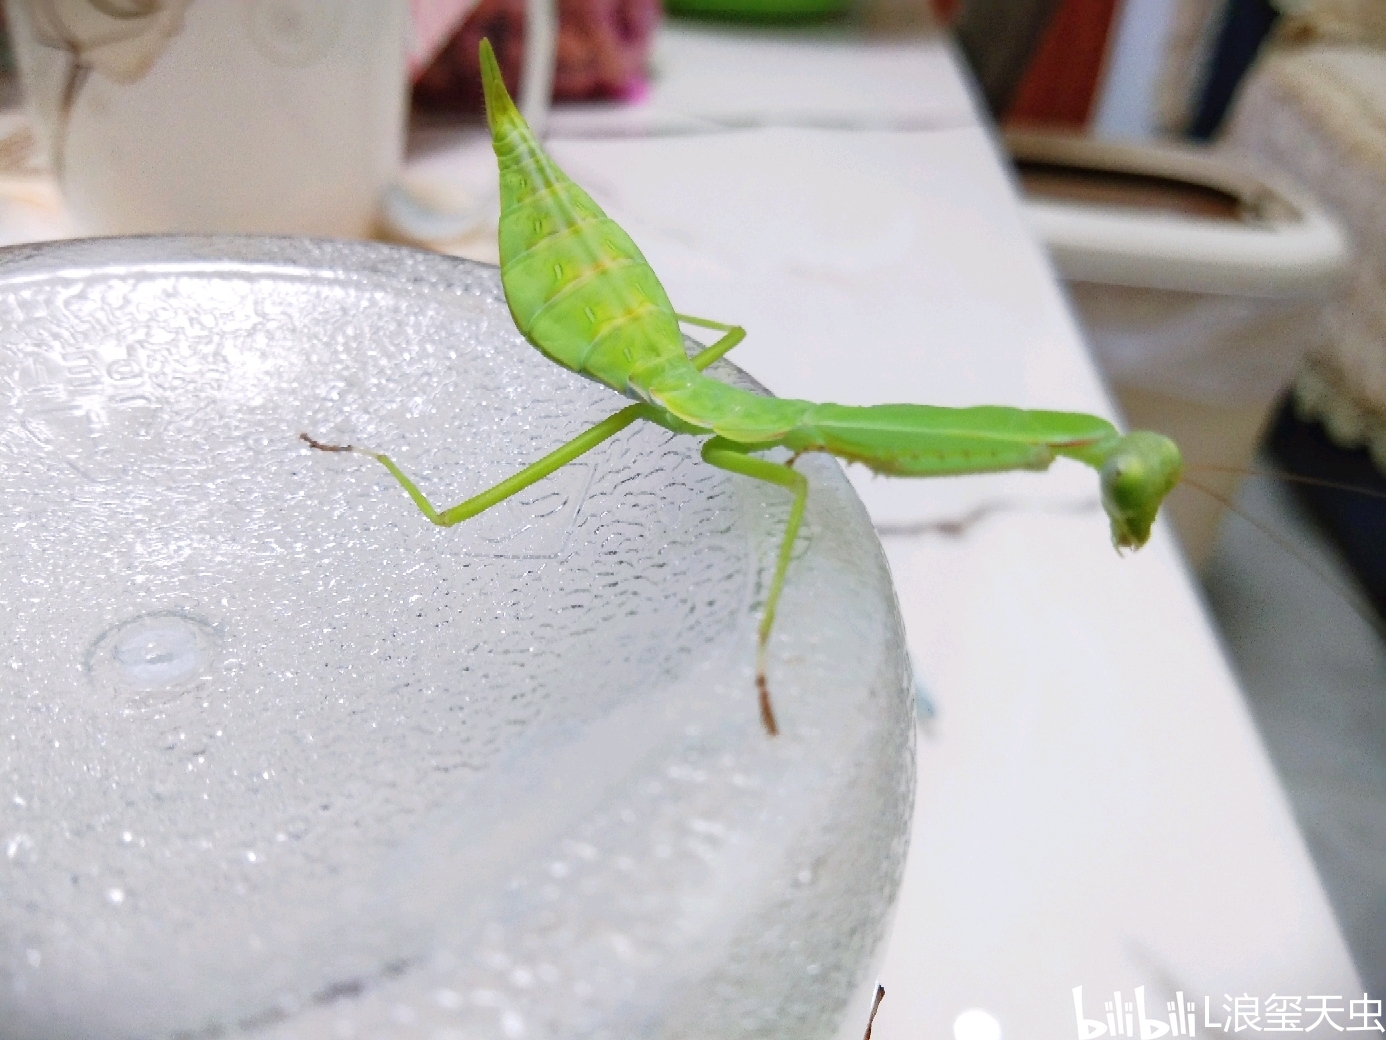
1099, 430, 1183, 550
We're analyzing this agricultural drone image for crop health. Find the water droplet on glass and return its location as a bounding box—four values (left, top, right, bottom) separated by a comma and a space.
88, 613, 218, 708
6, 833, 34, 860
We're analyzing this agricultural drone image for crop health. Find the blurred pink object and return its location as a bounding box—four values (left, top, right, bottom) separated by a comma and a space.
410, 0, 485, 78
412, 0, 660, 108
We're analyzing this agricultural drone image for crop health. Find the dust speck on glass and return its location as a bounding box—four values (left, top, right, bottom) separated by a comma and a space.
0, 238, 914, 1038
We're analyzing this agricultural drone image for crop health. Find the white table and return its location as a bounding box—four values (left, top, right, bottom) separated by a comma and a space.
550, 21, 980, 135
0, 22, 1362, 1038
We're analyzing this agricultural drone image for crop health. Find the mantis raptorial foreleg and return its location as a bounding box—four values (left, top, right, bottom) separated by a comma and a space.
303, 402, 655, 527
699, 436, 809, 737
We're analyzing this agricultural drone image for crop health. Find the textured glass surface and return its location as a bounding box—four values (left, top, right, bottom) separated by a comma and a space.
0, 238, 914, 1039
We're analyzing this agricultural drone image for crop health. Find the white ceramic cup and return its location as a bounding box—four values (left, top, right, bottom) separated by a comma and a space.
3, 0, 409, 237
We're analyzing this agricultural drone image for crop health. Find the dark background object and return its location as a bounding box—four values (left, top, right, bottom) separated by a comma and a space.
951, 0, 1063, 115
1267, 400, 1386, 623
1005, 0, 1121, 128
1189, 0, 1280, 139
952, 0, 1121, 128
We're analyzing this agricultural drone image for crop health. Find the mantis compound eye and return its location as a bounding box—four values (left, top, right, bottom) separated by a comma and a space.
1100, 431, 1183, 550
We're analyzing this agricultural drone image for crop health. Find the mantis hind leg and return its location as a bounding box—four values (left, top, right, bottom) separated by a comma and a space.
677, 313, 746, 372
302, 403, 651, 527
700, 436, 809, 736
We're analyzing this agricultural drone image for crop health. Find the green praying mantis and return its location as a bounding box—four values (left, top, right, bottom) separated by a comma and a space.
303, 39, 1184, 736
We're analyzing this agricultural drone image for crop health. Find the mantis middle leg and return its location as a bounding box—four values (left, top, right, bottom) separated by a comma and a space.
699, 436, 809, 736
303, 403, 653, 527
678, 313, 745, 372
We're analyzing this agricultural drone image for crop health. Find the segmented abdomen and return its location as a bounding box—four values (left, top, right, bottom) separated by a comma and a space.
491, 119, 686, 395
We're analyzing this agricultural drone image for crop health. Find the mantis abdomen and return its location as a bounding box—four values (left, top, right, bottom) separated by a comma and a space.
487, 53, 688, 397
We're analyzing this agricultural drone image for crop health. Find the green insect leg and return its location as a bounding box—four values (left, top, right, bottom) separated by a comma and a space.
302, 403, 652, 527
699, 436, 809, 736
677, 313, 746, 372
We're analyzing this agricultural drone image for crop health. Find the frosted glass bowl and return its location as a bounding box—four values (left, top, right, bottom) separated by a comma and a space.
0, 238, 914, 1039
